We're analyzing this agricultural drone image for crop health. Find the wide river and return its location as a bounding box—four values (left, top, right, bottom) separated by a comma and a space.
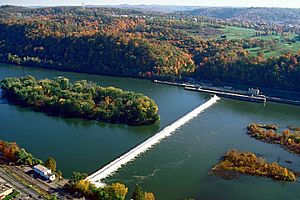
0, 63, 300, 200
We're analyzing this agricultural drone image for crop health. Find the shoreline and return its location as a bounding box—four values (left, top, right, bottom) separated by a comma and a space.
153, 80, 300, 106
1, 62, 300, 105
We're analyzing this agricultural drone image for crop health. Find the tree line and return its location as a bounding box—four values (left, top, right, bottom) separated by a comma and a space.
0, 139, 62, 178
67, 171, 155, 200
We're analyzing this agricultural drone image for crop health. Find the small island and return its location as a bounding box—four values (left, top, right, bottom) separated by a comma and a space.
212, 149, 296, 182
0, 76, 159, 125
247, 123, 300, 155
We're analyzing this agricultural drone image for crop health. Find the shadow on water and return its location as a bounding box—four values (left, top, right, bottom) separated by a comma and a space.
5, 98, 160, 135
0, 89, 6, 104
0, 98, 7, 104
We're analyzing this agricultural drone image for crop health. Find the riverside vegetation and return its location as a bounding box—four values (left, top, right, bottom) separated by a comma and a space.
0, 139, 62, 179
0, 140, 43, 166
247, 123, 300, 154
67, 172, 155, 200
0, 139, 156, 199
212, 149, 296, 182
0, 76, 159, 126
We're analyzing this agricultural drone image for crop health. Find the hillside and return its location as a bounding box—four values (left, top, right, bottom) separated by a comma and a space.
185, 7, 300, 25
0, 5, 300, 92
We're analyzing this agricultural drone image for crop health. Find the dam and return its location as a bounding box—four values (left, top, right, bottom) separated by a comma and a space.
86, 95, 220, 187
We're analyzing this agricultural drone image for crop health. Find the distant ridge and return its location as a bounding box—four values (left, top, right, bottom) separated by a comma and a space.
183, 7, 300, 24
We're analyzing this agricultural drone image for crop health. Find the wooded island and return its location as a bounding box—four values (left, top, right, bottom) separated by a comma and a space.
212, 149, 296, 182
0, 76, 159, 125
247, 123, 300, 154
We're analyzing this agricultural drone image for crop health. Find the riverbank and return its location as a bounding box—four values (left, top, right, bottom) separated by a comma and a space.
185, 86, 266, 103
2, 62, 300, 101
153, 80, 300, 106
2, 61, 300, 98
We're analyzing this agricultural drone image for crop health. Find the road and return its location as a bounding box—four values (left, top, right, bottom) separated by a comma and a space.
0, 167, 43, 200
9, 165, 70, 199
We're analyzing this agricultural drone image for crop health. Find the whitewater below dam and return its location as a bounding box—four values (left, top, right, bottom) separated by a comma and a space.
0, 63, 300, 200
86, 95, 220, 187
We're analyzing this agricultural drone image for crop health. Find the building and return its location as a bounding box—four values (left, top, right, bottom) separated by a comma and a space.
0, 179, 13, 200
33, 164, 55, 181
248, 88, 260, 96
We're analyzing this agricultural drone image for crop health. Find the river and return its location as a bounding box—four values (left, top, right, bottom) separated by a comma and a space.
0, 63, 300, 200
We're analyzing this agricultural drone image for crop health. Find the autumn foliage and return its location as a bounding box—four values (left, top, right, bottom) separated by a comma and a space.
0, 140, 43, 166
0, 140, 19, 161
212, 149, 296, 182
1, 76, 159, 125
247, 123, 300, 154
0, 6, 299, 90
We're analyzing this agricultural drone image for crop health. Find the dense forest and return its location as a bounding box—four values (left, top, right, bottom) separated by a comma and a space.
0, 6, 300, 91
1, 76, 159, 125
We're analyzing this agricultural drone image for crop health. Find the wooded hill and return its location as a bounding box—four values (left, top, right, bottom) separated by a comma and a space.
0, 6, 300, 91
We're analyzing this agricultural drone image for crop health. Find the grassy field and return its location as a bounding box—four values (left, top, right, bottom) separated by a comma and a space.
219, 26, 256, 40
247, 39, 300, 58
3, 190, 20, 200
219, 26, 300, 58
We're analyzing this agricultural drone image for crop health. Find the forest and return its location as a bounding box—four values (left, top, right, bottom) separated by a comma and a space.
0, 76, 159, 125
0, 6, 300, 91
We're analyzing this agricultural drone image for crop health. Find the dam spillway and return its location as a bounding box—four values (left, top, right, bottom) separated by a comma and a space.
86, 95, 220, 187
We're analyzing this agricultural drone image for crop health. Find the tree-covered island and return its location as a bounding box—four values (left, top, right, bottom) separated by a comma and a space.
0, 76, 159, 125
212, 149, 296, 182
247, 123, 300, 155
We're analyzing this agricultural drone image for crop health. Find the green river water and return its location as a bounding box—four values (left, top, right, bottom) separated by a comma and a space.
0, 63, 299, 200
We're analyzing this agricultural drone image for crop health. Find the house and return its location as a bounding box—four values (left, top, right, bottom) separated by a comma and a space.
33, 164, 55, 181
0, 179, 13, 199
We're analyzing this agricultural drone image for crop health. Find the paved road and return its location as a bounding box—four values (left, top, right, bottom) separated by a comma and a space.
0, 167, 44, 200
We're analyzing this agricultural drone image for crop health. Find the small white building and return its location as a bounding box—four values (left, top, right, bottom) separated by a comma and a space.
33, 164, 55, 181
0, 178, 13, 200
248, 88, 260, 96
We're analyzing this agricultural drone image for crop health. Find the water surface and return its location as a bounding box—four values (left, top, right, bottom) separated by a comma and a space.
0, 63, 299, 200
